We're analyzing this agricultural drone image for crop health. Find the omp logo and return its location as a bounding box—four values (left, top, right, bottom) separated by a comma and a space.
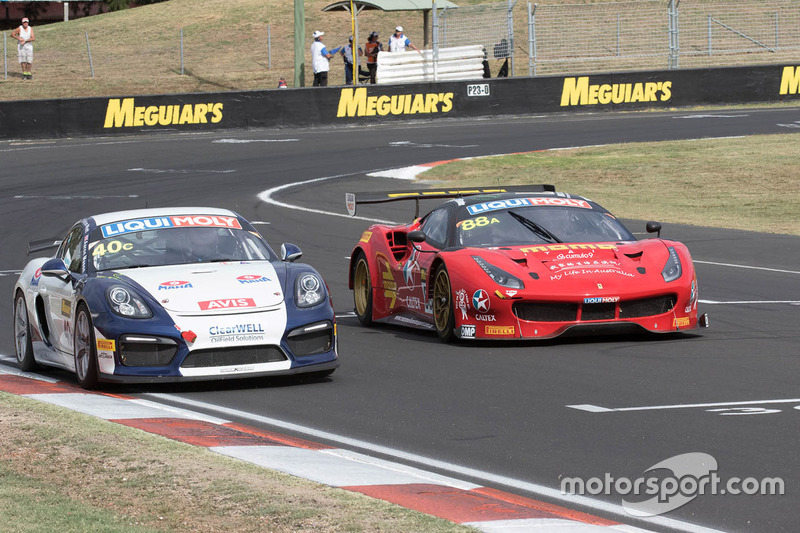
104, 98, 224, 128
561, 77, 672, 106
198, 298, 256, 310
337, 88, 454, 117
779, 66, 800, 95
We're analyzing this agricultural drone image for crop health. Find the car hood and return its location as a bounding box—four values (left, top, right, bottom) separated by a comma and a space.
115, 262, 284, 314
480, 240, 671, 290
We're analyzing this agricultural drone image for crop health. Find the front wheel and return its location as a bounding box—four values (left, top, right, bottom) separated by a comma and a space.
433, 266, 456, 342
74, 304, 99, 390
13, 291, 38, 371
353, 253, 374, 327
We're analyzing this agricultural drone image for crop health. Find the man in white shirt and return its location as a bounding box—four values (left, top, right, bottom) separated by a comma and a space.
310, 31, 342, 87
11, 17, 35, 80
388, 26, 420, 54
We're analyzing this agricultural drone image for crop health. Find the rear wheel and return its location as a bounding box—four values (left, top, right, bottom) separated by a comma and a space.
353, 253, 374, 326
74, 304, 99, 390
433, 266, 456, 342
13, 292, 38, 371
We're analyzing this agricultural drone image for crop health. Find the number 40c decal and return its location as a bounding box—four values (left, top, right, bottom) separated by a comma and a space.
92, 240, 133, 257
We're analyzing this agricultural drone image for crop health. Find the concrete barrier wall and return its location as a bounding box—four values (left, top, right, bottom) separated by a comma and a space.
1, 64, 799, 140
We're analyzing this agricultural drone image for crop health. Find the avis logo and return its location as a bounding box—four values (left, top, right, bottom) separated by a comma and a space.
159, 280, 193, 290
198, 298, 256, 310
236, 275, 270, 284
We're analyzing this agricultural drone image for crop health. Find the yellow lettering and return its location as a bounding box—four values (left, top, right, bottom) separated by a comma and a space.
410, 94, 425, 114
376, 95, 391, 115
561, 77, 589, 106
661, 81, 672, 101
779, 66, 800, 95
133, 106, 146, 126
644, 82, 658, 102
366, 96, 378, 116
598, 84, 612, 105
103, 98, 135, 128
144, 106, 159, 126
425, 93, 439, 113
178, 104, 195, 124
158, 106, 172, 125
440, 93, 454, 112
337, 87, 367, 117
211, 103, 224, 123
193, 103, 208, 123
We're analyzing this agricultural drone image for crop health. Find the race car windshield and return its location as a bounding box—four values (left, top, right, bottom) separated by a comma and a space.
90, 227, 276, 271
456, 205, 635, 247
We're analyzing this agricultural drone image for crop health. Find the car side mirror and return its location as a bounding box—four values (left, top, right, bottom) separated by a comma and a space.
40, 257, 70, 278
645, 221, 662, 237
407, 230, 426, 243
281, 243, 303, 262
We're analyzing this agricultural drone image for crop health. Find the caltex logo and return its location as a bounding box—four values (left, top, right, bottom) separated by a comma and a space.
472, 289, 490, 313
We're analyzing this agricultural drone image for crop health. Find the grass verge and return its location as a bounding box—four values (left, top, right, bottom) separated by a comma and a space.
0, 391, 474, 533
421, 132, 800, 236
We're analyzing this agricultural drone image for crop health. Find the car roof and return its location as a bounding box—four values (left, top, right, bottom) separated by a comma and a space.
89, 207, 239, 226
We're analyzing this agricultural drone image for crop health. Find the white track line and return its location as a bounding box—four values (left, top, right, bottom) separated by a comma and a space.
694, 260, 800, 275
142, 393, 724, 533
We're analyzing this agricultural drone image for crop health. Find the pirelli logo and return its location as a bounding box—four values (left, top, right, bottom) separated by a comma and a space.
485, 325, 515, 336
96, 339, 116, 351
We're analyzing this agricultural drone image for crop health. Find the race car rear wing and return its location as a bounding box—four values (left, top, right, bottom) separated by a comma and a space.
345, 185, 556, 218
27, 238, 62, 255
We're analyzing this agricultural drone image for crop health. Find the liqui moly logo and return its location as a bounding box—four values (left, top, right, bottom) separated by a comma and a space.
198, 298, 256, 310
159, 280, 193, 290
467, 197, 591, 215
101, 215, 242, 237
237, 275, 270, 284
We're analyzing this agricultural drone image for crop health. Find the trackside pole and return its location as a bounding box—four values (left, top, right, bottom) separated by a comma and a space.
85, 32, 95, 78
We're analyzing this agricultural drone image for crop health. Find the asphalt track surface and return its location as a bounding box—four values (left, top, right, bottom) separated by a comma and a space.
1, 107, 799, 532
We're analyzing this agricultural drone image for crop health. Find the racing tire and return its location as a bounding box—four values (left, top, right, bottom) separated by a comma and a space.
353, 253, 374, 327
73, 304, 100, 390
13, 291, 38, 372
433, 265, 456, 342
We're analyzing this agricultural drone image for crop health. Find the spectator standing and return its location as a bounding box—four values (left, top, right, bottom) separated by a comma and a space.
278, 77, 288, 88
388, 26, 420, 53
340, 36, 362, 85
364, 31, 383, 84
11, 18, 35, 80
310, 31, 341, 87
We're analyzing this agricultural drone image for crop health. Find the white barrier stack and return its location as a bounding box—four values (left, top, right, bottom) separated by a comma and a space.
376, 45, 485, 85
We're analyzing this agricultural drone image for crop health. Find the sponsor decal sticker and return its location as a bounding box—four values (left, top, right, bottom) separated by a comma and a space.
486, 325, 515, 335
337, 88, 454, 118
560, 77, 672, 107
455, 289, 469, 319
159, 280, 193, 290
673, 317, 691, 328
520, 243, 617, 254
96, 339, 116, 351
467, 197, 591, 216
461, 325, 476, 338
198, 298, 256, 311
346, 193, 357, 216
584, 296, 620, 304
61, 299, 72, 318
236, 274, 270, 284
209, 323, 266, 343
104, 98, 223, 128
101, 215, 241, 238
472, 289, 490, 313
359, 230, 372, 243
30, 267, 41, 287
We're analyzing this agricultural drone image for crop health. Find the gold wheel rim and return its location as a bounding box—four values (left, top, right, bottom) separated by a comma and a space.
433, 270, 451, 332
354, 259, 369, 316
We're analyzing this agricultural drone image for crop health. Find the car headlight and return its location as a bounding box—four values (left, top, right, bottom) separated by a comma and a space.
106, 286, 152, 318
661, 246, 683, 282
296, 273, 325, 308
472, 256, 524, 289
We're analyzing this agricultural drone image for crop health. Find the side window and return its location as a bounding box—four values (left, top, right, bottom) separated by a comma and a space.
59, 226, 84, 273
421, 208, 451, 249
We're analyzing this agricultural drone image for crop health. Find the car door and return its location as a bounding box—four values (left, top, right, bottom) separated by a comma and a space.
396, 206, 452, 317
40, 225, 84, 358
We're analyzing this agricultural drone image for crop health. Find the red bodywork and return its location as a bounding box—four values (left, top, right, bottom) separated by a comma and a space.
349, 223, 700, 340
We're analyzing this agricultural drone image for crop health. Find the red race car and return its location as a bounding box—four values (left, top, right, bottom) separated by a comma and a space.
346, 186, 708, 341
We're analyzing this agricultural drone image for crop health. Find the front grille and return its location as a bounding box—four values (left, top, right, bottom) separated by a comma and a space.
181, 346, 287, 368
513, 302, 578, 322
287, 329, 333, 357
120, 336, 177, 367
619, 295, 676, 318
581, 303, 616, 321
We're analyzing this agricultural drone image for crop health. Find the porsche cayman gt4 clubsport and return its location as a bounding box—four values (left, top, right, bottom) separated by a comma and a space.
346, 186, 708, 341
13, 207, 338, 389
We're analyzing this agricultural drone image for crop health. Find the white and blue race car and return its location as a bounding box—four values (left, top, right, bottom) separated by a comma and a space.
13, 207, 338, 389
